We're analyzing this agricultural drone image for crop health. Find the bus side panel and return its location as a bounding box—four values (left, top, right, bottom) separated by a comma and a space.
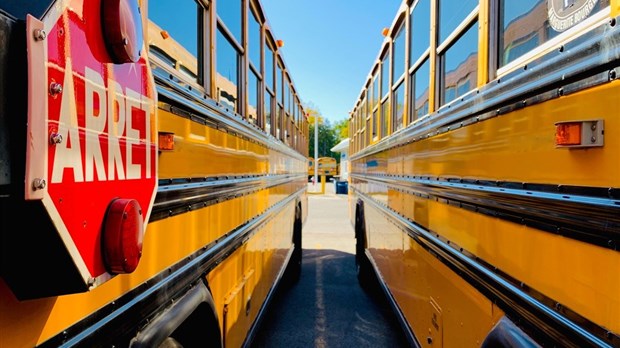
393, 81, 620, 333
362, 195, 505, 348
207, 201, 296, 348
397, 81, 620, 187
349, 79, 620, 344
0, 185, 291, 346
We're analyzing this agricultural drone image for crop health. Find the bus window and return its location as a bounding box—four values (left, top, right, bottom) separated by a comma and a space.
411, 59, 430, 122
498, 0, 610, 70
380, 51, 390, 138
371, 72, 379, 140
265, 40, 274, 92
393, 82, 405, 132
265, 39, 275, 134
437, 0, 478, 45
216, 29, 239, 112
248, 6, 262, 125
276, 61, 284, 139
216, 0, 243, 113
410, 0, 430, 69
392, 23, 406, 87
217, 0, 242, 44
381, 100, 390, 138
265, 90, 273, 134
437, 0, 478, 106
248, 8, 261, 72
392, 21, 406, 132
440, 22, 478, 106
381, 50, 390, 101
248, 69, 259, 124
149, 0, 201, 85
409, 0, 431, 123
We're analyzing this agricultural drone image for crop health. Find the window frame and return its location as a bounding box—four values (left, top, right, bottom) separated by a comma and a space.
436, 2, 479, 108
391, 15, 407, 133
379, 46, 391, 139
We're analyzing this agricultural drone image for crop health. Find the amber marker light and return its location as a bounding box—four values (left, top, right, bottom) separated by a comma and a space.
554, 119, 604, 148
159, 132, 175, 151
382, 27, 389, 36
555, 122, 582, 146
276, 39, 284, 47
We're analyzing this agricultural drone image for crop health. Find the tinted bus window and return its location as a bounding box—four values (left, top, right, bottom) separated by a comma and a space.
442, 23, 478, 105
410, 0, 431, 66
412, 58, 430, 120
249, 9, 261, 69
217, 0, 242, 44
498, 0, 609, 67
438, 0, 477, 44
393, 25, 406, 83
149, 0, 200, 83
216, 28, 239, 111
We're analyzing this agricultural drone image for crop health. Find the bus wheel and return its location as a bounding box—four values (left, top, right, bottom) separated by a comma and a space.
158, 338, 183, 348
355, 203, 373, 289
131, 282, 222, 348
285, 202, 303, 285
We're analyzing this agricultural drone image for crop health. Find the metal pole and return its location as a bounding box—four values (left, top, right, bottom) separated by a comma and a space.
313, 115, 318, 186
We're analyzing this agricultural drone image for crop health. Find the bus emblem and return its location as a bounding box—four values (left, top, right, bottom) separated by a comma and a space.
548, 0, 599, 32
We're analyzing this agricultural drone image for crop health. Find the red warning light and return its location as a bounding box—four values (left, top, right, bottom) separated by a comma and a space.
102, 198, 144, 274
102, 0, 144, 63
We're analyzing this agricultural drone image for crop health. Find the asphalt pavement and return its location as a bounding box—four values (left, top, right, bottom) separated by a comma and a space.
250, 184, 409, 348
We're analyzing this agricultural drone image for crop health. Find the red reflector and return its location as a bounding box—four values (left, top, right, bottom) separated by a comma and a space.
103, 198, 144, 274
102, 0, 144, 63
555, 123, 582, 146
159, 132, 174, 151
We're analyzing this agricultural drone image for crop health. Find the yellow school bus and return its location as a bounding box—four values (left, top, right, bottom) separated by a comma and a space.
0, 0, 308, 347
308, 156, 339, 180
349, 0, 620, 347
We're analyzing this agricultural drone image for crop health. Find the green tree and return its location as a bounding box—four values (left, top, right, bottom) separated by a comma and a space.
333, 118, 349, 141
305, 106, 339, 160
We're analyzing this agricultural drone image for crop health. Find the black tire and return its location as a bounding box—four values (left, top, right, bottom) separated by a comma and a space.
284, 203, 302, 285
355, 204, 373, 288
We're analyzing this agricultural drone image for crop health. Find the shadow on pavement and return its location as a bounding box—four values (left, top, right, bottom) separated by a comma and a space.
251, 249, 409, 348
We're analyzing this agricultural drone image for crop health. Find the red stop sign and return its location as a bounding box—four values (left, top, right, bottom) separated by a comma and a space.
27, 0, 157, 288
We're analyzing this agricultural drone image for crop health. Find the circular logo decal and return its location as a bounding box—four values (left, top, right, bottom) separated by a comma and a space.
548, 0, 599, 32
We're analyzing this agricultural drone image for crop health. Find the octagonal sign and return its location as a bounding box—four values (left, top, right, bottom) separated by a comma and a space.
25, 0, 157, 291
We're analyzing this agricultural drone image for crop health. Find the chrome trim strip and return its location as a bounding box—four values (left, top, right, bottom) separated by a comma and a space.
152, 174, 306, 221
351, 173, 620, 250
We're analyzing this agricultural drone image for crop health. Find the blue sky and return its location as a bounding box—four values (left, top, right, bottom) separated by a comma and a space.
261, 0, 403, 125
